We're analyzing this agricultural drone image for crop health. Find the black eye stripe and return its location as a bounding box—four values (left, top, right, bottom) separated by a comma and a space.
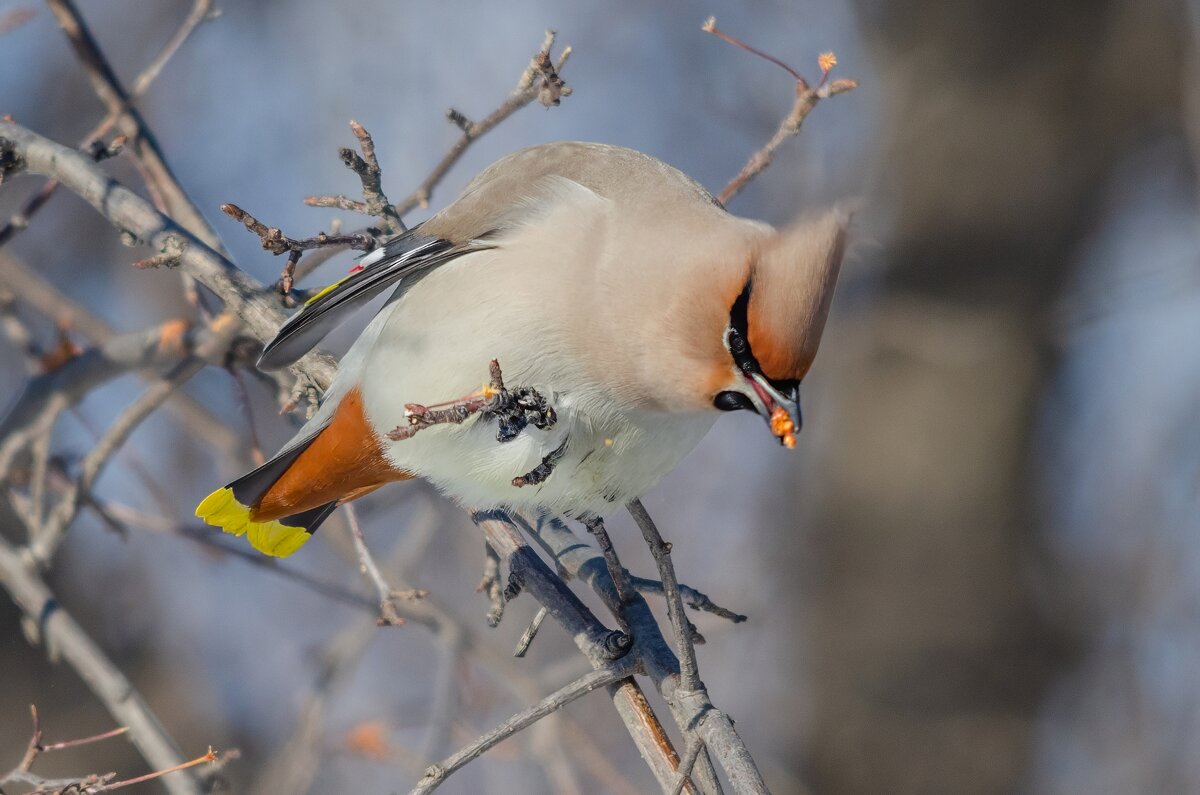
722, 281, 796, 394
726, 282, 759, 373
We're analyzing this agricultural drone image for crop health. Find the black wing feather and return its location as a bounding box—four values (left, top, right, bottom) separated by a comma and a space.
257, 229, 490, 369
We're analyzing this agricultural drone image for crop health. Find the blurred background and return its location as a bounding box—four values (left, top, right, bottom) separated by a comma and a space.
1, 0, 1199, 792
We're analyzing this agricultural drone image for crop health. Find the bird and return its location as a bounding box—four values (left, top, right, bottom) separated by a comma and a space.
196, 142, 849, 557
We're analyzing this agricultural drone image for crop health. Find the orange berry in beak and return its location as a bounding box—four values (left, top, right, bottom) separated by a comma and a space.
769, 406, 795, 439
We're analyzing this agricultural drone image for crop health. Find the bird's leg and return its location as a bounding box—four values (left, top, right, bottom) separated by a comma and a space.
512, 438, 568, 487
582, 514, 633, 606
387, 359, 556, 443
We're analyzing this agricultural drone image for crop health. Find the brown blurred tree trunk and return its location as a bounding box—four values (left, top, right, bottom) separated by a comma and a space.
783, 1, 1188, 792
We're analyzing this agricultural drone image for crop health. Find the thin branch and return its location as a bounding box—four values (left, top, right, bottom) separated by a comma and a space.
583, 515, 634, 607
514, 606, 549, 657
23, 313, 240, 566
703, 17, 858, 206
0, 537, 206, 795
628, 499, 701, 692
15, 704, 44, 775
126, 0, 215, 100
336, 120, 406, 232
100, 746, 222, 792
670, 737, 707, 795
476, 542, 506, 627
702, 16, 807, 86
410, 664, 635, 795
0, 252, 244, 459
219, 202, 377, 297
626, 572, 748, 624
385, 30, 572, 217
44, 0, 223, 247
344, 503, 411, 626
41, 724, 131, 754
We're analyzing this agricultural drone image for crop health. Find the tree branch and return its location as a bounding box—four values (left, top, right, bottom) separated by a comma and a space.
23, 313, 240, 566
0, 119, 337, 389
44, 0, 221, 247
0, 537, 207, 795
0, 252, 243, 458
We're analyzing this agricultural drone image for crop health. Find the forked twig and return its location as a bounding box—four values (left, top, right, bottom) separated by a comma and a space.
391, 29, 572, 217
220, 202, 377, 298
703, 16, 858, 205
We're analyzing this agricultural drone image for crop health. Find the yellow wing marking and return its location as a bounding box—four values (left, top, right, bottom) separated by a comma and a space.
304, 276, 350, 307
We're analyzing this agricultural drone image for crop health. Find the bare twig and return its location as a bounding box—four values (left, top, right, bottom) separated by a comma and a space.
628, 499, 701, 692
125, 0, 216, 101
410, 664, 635, 795
386, 30, 572, 217
0, 537, 206, 795
220, 202, 377, 297
44, 0, 222, 246
344, 503, 412, 626
702, 16, 807, 85
476, 543, 506, 627
98, 747, 224, 792
42, 723, 131, 754
670, 737, 708, 795
514, 606, 549, 657
583, 515, 634, 607
703, 16, 858, 205
627, 572, 748, 624
337, 120, 406, 232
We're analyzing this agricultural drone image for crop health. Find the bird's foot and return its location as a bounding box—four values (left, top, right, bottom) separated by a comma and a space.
387, 359, 556, 443
480, 359, 556, 443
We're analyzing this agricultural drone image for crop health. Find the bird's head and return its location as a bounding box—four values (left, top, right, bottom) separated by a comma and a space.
699, 208, 849, 448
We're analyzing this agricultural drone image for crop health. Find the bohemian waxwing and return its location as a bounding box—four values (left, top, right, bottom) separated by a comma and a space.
196, 142, 849, 557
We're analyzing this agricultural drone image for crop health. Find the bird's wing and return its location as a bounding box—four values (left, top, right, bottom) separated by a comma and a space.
258, 149, 627, 371
257, 229, 493, 369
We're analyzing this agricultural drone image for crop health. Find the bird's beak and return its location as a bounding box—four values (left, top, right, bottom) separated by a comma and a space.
743, 372, 802, 448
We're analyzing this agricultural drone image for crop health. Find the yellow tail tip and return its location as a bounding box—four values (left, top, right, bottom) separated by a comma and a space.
195, 487, 313, 558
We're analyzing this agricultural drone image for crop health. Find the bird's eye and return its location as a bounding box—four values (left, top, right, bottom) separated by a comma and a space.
713, 391, 755, 412
727, 329, 748, 356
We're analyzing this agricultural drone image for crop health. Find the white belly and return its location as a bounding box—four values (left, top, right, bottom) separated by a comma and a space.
379, 392, 714, 516
355, 254, 717, 516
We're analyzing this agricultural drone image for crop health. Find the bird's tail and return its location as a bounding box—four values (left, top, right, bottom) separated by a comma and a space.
195, 432, 337, 558
196, 387, 407, 557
